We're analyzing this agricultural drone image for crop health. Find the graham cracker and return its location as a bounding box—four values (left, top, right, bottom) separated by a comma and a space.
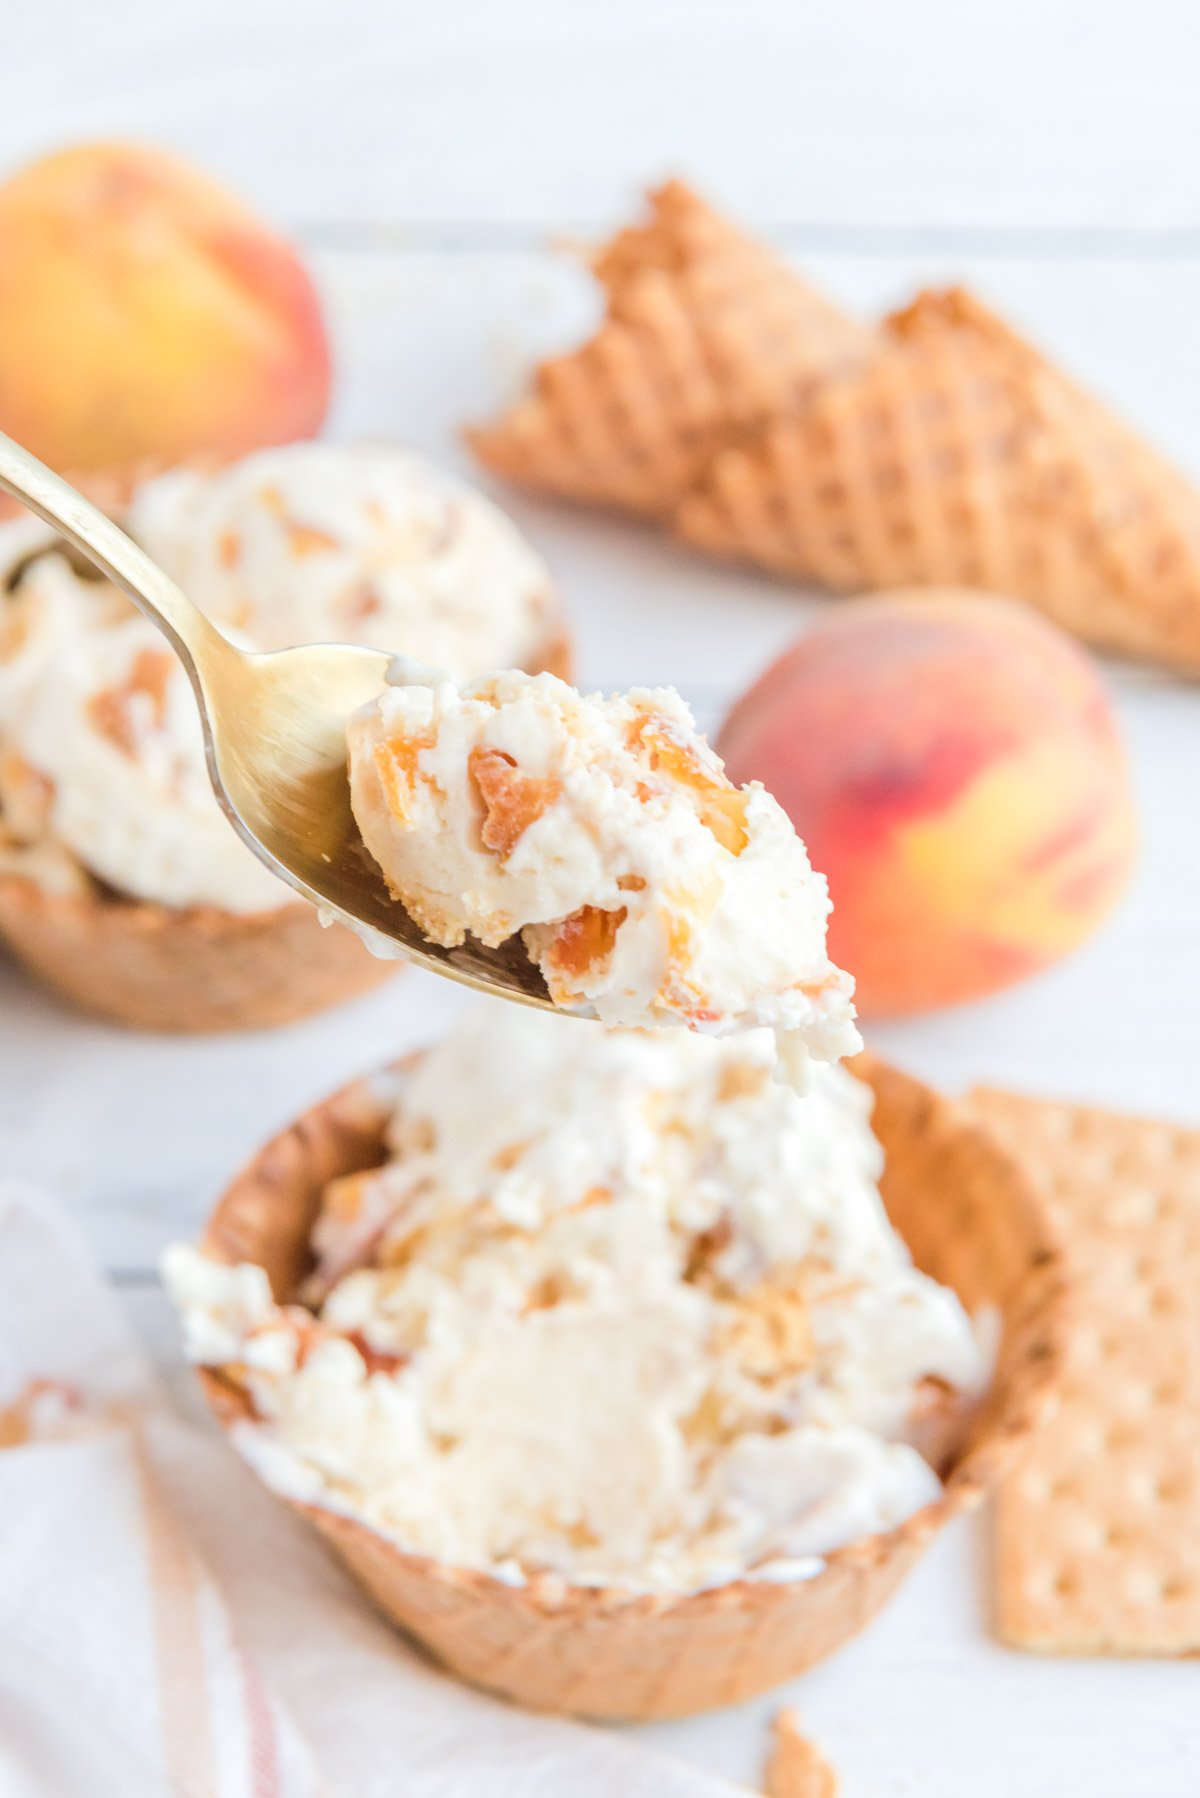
965, 1088, 1200, 1654
467, 181, 872, 518
763, 1709, 839, 1798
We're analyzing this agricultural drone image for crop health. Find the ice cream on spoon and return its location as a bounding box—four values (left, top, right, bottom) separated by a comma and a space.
348, 662, 859, 1083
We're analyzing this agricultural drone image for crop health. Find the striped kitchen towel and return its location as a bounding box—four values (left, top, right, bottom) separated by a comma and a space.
0, 1184, 741, 1798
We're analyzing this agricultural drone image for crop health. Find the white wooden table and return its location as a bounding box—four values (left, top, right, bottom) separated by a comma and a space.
4, 6, 1200, 1790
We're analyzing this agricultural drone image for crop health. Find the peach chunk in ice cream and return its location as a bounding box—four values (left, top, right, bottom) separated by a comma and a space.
0, 142, 330, 472
347, 667, 860, 1080
717, 592, 1136, 1018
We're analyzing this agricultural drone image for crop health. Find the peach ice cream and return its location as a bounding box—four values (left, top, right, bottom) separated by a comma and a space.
0, 548, 285, 912
129, 442, 559, 677
347, 667, 860, 1079
165, 1006, 986, 1592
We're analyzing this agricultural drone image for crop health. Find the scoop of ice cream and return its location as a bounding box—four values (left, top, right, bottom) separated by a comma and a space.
165, 1007, 986, 1592
129, 442, 559, 678
0, 552, 282, 911
347, 668, 859, 1075
0, 442, 561, 913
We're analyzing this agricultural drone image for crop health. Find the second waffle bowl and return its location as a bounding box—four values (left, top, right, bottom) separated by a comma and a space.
196, 1052, 1067, 1720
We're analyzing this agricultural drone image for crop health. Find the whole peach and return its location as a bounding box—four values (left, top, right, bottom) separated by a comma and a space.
0, 142, 331, 472
717, 592, 1137, 1017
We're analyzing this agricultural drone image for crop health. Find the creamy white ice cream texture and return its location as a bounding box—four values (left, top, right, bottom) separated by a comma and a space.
347, 667, 860, 1076
0, 445, 559, 913
0, 552, 284, 911
128, 442, 558, 676
165, 1007, 987, 1594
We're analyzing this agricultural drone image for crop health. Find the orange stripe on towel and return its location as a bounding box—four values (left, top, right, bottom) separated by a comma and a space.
233, 1633, 283, 1798
135, 1444, 219, 1798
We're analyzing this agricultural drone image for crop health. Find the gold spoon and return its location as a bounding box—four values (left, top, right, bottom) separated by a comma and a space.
0, 432, 553, 1008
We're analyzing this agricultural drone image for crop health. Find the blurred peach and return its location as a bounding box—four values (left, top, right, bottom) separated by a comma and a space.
717, 591, 1137, 1017
0, 142, 330, 472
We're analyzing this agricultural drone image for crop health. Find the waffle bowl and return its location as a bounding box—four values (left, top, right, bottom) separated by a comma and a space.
194, 1051, 1068, 1718
0, 629, 572, 1032
0, 880, 398, 1032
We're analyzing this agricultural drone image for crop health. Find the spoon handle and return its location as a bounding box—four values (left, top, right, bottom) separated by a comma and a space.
0, 432, 233, 674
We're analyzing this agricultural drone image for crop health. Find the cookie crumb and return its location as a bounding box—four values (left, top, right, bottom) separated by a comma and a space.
764, 1708, 838, 1798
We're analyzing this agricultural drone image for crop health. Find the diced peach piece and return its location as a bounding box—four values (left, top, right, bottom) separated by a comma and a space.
0, 748, 55, 836
543, 904, 627, 980
717, 592, 1137, 1017
696, 785, 750, 856
342, 1330, 409, 1378
286, 521, 340, 558
469, 746, 561, 857
0, 142, 331, 473
631, 712, 749, 854
373, 733, 435, 825
658, 910, 708, 1017
86, 646, 175, 755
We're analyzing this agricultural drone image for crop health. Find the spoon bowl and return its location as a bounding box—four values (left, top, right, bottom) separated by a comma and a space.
0, 432, 554, 1008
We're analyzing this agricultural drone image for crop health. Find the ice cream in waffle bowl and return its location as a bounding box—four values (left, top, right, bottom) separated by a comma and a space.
0, 441, 569, 1030
168, 1003, 1066, 1719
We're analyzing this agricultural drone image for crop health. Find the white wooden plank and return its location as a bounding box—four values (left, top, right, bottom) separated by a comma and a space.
7, 0, 1200, 233
633, 1509, 1200, 1795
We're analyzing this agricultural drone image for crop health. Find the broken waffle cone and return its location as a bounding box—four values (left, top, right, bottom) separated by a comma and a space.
676, 284, 1200, 674
195, 1053, 1068, 1720
467, 181, 873, 518
0, 630, 572, 1032
764, 1709, 839, 1798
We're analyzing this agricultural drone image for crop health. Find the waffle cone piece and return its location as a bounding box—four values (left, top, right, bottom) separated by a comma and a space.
468, 181, 872, 517
195, 1054, 1067, 1719
0, 631, 572, 1032
678, 286, 1200, 672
